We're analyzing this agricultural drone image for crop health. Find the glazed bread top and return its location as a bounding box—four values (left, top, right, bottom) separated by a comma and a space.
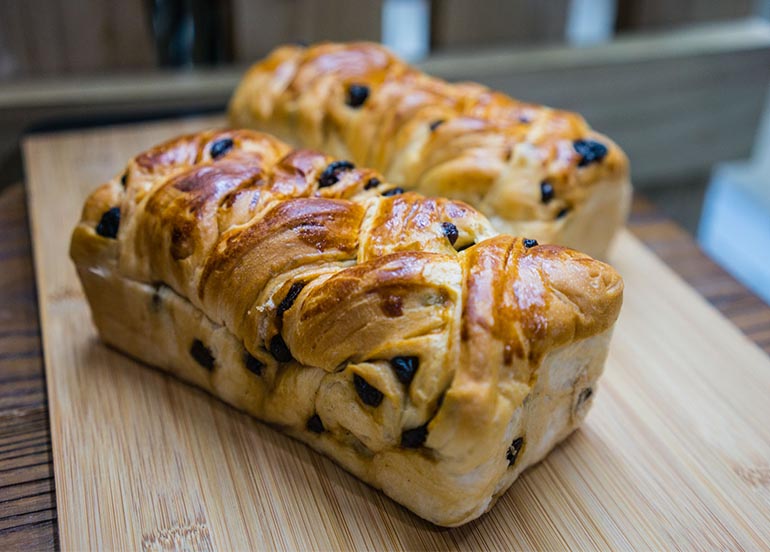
229, 42, 631, 256
71, 129, 623, 474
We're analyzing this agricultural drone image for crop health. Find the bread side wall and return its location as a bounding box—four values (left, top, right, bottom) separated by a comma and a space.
74, 261, 610, 526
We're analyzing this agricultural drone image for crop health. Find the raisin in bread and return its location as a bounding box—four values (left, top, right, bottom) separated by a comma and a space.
70, 129, 623, 526
229, 42, 632, 260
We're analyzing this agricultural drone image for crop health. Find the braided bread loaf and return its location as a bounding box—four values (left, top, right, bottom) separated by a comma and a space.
70, 129, 623, 526
229, 42, 632, 260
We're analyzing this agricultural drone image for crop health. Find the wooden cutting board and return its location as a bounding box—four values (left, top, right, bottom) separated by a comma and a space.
23, 117, 770, 551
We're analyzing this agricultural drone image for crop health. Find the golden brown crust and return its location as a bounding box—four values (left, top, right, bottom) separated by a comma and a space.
229, 42, 632, 258
70, 128, 623, 526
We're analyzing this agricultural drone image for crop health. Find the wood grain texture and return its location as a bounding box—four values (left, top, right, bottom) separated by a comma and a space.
3, 182, 767, 551
0, 179, 770, 550
0, 0, 154, 79
3, 19, 769, 195
430, 0, 569, 50
231, 0, 382, 62
17, 119, 770, 550
0, 184, 57, 550
2, 182, 769, 551
628, 196, 770, 354
616, 0, 755, 32
423, 18, 770, 186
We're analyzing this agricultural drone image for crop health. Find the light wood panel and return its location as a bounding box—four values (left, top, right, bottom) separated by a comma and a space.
430, 0, 569, 50
616, 0, 755, 32
0, 183, 57, 550
5, 182, 770, 550
231, 0, 382, 61
4, 19, 769, 192
0, 0, 154, 79
422, 18, 770, 186
22, 118, 770, 550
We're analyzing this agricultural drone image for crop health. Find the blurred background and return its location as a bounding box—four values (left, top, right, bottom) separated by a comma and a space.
1, 0, 769, 301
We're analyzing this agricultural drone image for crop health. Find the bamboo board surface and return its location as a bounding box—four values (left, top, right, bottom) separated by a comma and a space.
23, 118, 770, 550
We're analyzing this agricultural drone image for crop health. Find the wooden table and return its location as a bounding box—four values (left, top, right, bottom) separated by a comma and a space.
1, 179, 769, 550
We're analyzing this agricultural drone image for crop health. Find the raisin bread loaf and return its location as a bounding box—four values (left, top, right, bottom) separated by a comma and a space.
229, 42, 632, 259
70, 129, 623, 526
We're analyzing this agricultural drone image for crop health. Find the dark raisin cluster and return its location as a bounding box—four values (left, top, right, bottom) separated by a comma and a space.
190, 339, 215, 371
391, 356, 419, 386
577, 387, 593, 406
429, 119, 445, 131
573, 139, 607, 167
346, 84, 370, 108
245, 352, 264, 376
507, 436, 524, 466
96, 207, 121, 239
210, 138, 234, 160
441, 222, 459, 246
540, 181, 554, 203
381, 187, 404, 197
401, 424, 428, 448
270, 334, 292, 362
306, 414, 325, 433
319, 160, 355, 188
354, 374, 384, 407
277, 282, 305, 319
